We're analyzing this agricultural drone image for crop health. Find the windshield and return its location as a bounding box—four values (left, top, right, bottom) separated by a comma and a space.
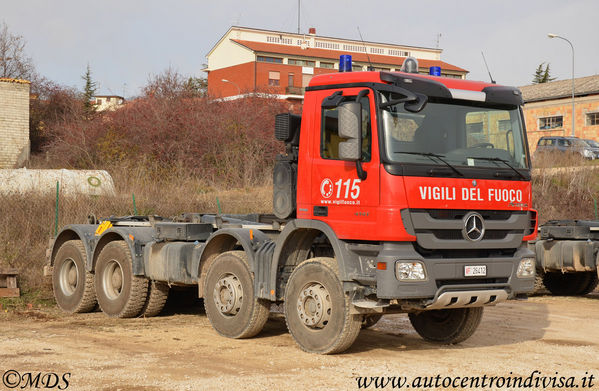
585, 139, 599, 148
379, 91, 529, 169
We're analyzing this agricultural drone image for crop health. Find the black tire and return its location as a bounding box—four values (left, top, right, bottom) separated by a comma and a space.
95, 241, 148, 318
52, 240, 97, 313
203, 251, 269, 339
543, 272, 591, 296
284, 257, 362, 354
578, 272, 598, 295
362, 314, 383, 329
140, 280, 169, 317
533, 272, 547, 295
408, 307, 483, 344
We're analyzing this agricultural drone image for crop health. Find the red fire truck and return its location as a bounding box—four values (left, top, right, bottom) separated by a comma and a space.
46, 57, 538, 354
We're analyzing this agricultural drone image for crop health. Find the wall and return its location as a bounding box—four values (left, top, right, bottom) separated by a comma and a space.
208, 60, 339, 98
523, 94, 599, 152
0, 79, 30, 168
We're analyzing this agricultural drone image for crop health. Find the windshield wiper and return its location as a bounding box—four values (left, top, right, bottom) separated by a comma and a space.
466, 156, 527, 180
395, 151, 464, 177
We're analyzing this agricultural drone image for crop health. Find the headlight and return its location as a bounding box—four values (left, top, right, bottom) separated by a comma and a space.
395, 261, 427, 281
517, 257, 536, 278
583, 149, 593, 158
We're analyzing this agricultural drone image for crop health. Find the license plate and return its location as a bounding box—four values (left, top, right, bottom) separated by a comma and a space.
464, 265, 487, 277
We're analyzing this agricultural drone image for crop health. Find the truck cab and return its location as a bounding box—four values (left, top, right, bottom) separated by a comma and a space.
272, 63, 537, 348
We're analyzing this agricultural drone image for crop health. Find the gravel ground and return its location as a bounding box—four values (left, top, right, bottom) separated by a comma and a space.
1, 293, 598, 391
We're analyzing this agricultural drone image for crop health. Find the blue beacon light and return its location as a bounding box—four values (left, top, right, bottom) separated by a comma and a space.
429, 66, 441, 76
339, 55, 352, 72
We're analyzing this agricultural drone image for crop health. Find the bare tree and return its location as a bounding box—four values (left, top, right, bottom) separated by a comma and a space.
0, 21, 34, 79
143, 67, 207, 99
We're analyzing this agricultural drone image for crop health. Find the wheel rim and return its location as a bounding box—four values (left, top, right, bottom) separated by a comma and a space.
297, 282, 332, 329
59, 258, 79, 296
213, 273, 243, 316
428, 310, 453, 323
102, 260, 124, 300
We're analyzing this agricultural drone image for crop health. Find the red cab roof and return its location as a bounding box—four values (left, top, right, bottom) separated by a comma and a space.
308, 71, 499, 92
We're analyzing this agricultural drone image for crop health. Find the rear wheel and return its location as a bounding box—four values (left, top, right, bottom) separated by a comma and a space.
203, 251, 269, 339
543, 272, 593, 296
408, 307, 483, 344
578, 272, 598, 295
284, 257, 362, 354
533, 272, 547, 295
52, 240, 97, 313
95, 241, 148, 318
140, 280, 169, 317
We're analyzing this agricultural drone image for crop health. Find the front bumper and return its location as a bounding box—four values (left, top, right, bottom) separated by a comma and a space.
374, 242, 535, 305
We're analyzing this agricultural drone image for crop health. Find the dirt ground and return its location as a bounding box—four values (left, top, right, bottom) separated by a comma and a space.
1, 292, 598, 391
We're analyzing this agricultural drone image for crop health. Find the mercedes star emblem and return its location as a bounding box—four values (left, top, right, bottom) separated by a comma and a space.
462, 212, 485, 241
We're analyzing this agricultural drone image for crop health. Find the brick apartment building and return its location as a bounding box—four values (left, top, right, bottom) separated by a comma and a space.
204, 26, 468, 99
520, 75, 599, 151
0, 78, 30, 168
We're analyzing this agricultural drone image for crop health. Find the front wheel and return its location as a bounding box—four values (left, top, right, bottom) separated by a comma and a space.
203, 251, 270, 339
408, 307, 483, 344
284, 257, 362, 354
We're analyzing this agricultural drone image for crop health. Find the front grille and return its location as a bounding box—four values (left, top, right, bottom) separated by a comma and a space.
418, 229, 517, 241
418, 209, 521, 221
436, 278, 509, 288
407, 209, 529, 250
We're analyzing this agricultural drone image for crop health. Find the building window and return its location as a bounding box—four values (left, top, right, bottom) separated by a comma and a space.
288, 73, 294, 87
388, 49, 410, 57
539, 116, 563, 130
288, 59, 315, 67
267, 36, 292, 44
342, 44, 366, 53
106, 97, 111, 102
319, 62, 334, 69
586, 112, 599, 126
268, 71, 280, 86
370, 47, 384, 54
352, 64, 363, 72
373, 67, 390, 72
257, 56, 283, 63
315, 41, 340, 50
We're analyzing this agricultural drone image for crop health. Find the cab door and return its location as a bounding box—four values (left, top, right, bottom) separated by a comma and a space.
309, 87, 380, 240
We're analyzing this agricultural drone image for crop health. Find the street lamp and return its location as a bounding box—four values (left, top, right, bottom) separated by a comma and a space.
221, 79, 240, 96
548, 33, 575, 137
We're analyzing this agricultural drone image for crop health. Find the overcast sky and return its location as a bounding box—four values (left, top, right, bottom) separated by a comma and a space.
2, 0, 597, 97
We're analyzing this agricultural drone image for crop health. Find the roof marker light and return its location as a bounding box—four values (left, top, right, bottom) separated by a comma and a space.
339, 54, 352, 72
400, 57, 419, 73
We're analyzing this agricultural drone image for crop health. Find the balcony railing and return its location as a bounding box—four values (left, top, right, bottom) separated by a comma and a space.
286, 86, 305, 95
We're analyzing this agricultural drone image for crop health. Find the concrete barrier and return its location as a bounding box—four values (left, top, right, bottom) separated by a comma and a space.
0, 169, 116, 196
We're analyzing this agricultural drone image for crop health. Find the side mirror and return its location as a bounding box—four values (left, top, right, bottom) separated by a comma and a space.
404, 92, 428, 113
337, 101, 361, 161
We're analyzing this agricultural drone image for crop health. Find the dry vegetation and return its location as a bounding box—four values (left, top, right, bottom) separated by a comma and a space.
531, 153, 599, 223
2, 73, 294, 293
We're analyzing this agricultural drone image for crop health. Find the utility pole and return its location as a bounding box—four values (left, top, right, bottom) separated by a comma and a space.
548, 33, 575, 137
297, 0, 300, 34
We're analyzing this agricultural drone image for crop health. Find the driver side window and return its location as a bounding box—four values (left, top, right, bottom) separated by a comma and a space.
321, 96, 371, 161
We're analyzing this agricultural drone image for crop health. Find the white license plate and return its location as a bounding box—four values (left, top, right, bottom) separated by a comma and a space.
464, 265, 487, 277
